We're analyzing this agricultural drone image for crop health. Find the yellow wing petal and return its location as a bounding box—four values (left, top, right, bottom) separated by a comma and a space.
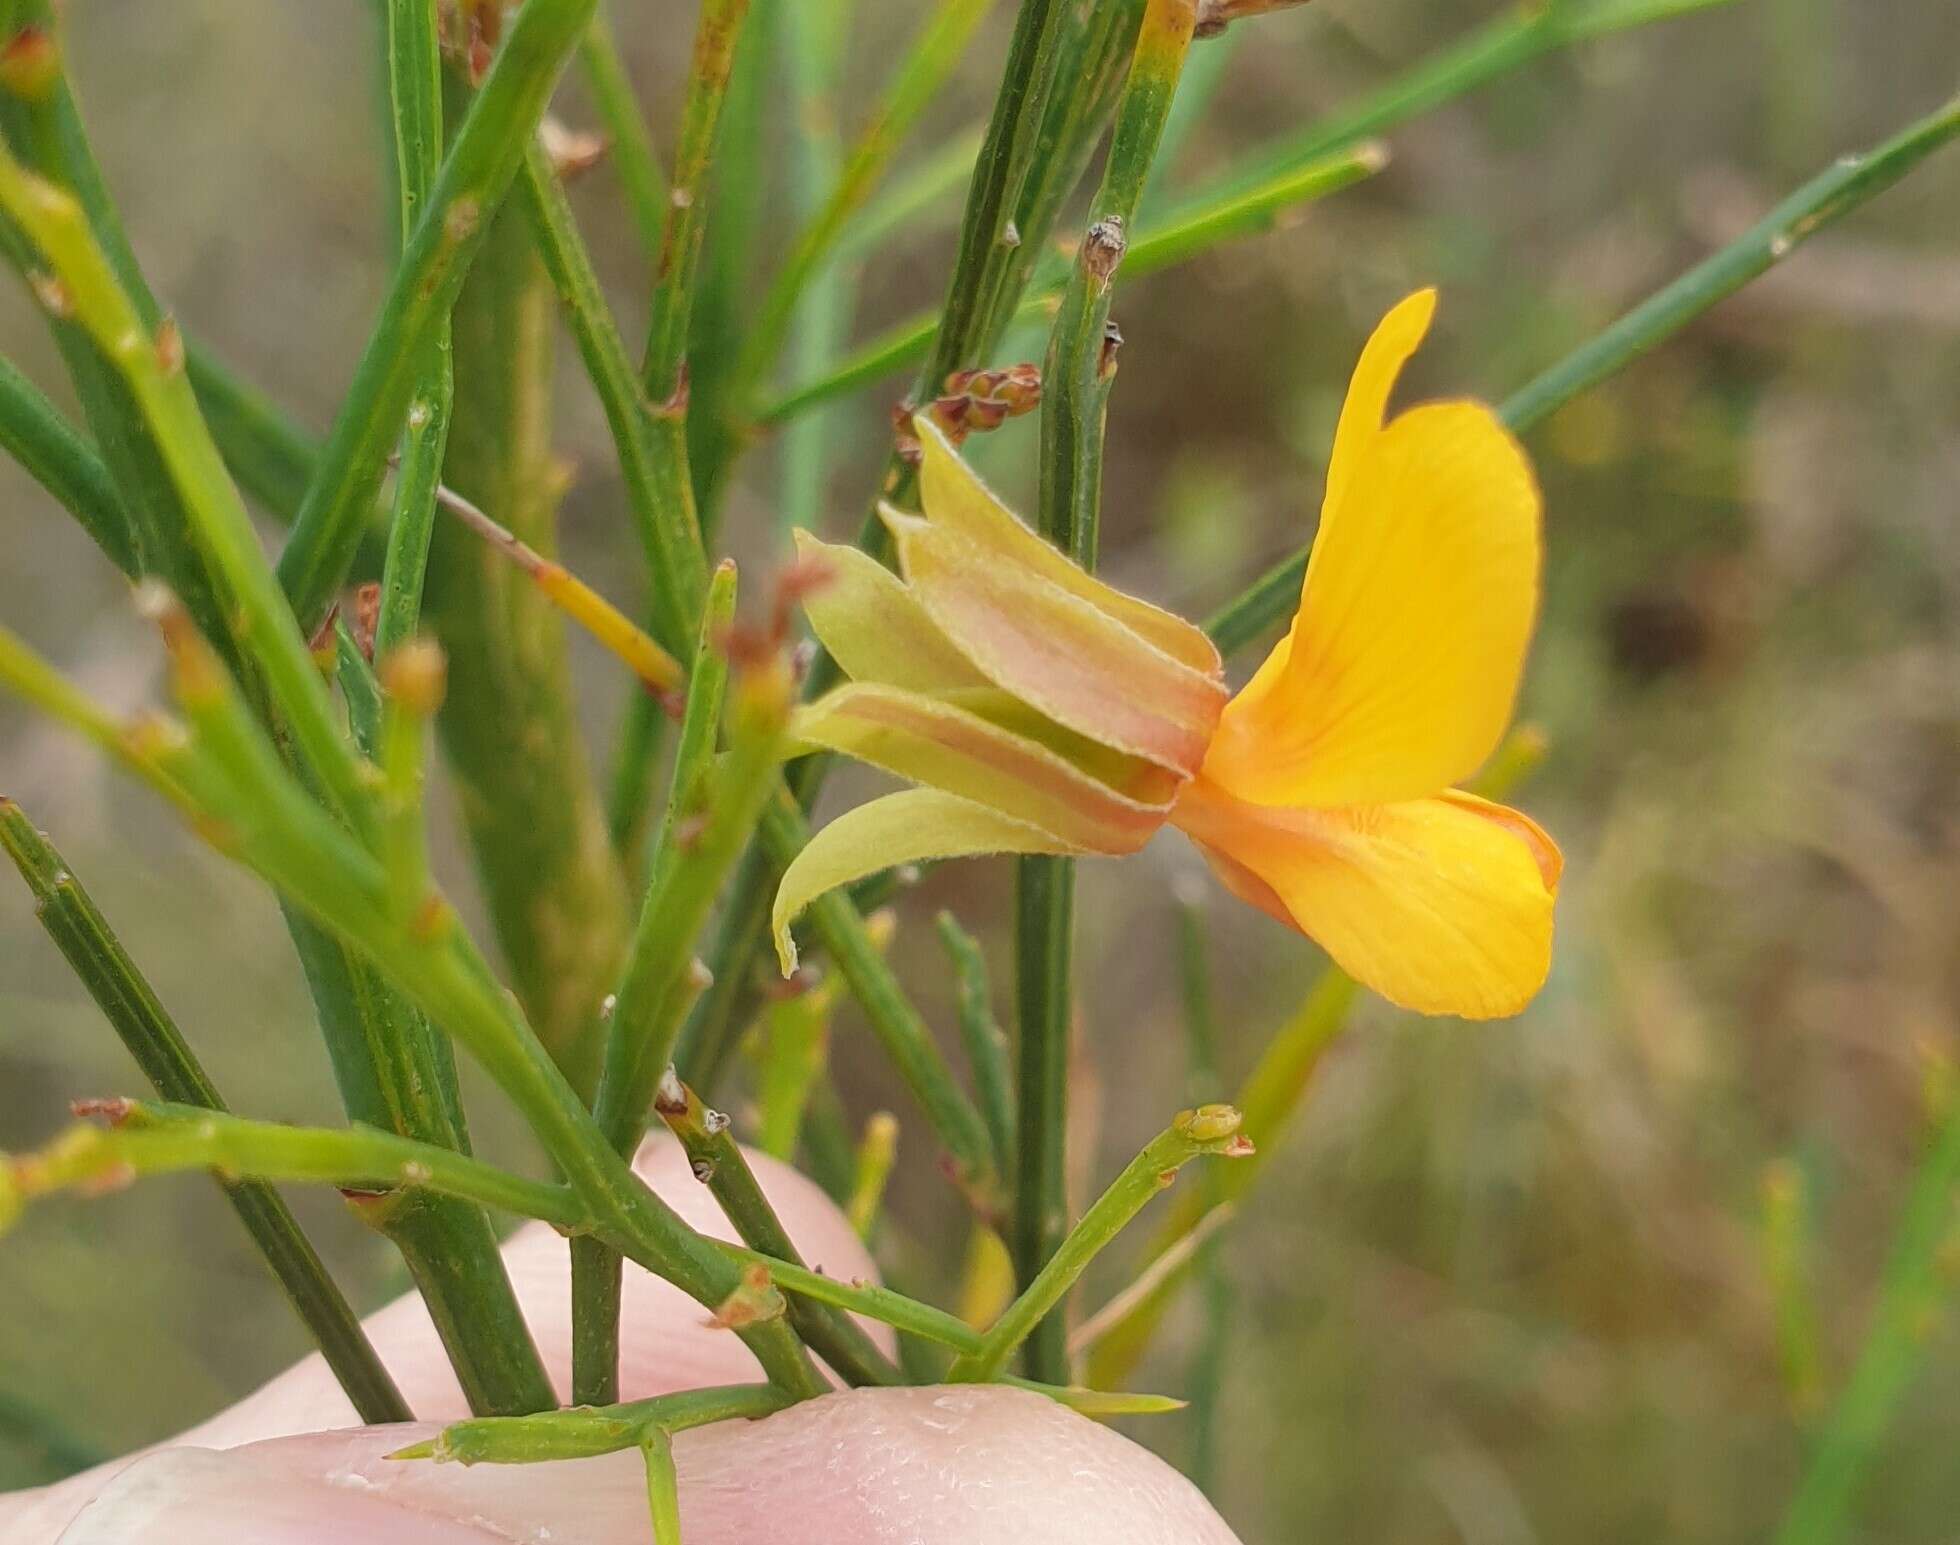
772, 790, 1078, 974
914, 417, 1221, 677
793, 530, 992, 693
792, 683, 1172, 854
1206, 399, 1541, 808
1173, 776, 1558, 1020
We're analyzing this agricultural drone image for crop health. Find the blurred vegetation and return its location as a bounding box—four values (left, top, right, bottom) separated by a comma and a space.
4, 0, 1959, 1539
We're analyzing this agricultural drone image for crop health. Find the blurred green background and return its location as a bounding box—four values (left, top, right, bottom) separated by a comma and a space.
4, 1, 1960, 1539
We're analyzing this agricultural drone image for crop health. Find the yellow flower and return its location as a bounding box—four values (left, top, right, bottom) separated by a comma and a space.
776, 290, 1559, 1019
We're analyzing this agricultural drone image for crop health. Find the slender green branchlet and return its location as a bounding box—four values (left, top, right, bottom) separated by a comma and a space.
1015, 0, 1199, 1387
955, 1104, 1253, 1382
389, 1384, 793, 1466
1203, 87, 1960, 660
277, 0, 600, 630
0, 807, 411, 1424
655, 1070, 903, 1387
0, 1101, 585, 1233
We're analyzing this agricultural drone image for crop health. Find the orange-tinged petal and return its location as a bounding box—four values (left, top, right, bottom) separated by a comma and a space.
791, 683, 1172, 854
886, 508, 1228, 777
914, 417, 1222, 678
1206, 399, 1541, 808
1172, 774, 1558, 1020
938, 686, 1184, 805
792, 530, 992, 693
773, 790, 1078, 973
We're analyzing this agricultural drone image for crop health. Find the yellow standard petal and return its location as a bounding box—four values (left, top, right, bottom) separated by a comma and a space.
1218, 287, 1444, 725
791, 683, 1173, 854
773, 789, 1079, 974
1173, 774, 1560, 1020
914, 416, 1221, 677
1325, 286, 1436, 518
1207, 296, 1541, 809
792, 530, 992, 694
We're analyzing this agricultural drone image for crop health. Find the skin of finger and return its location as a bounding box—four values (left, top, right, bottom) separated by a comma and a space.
0, 1137, 886, 1542
50, 1387, 1244, 1545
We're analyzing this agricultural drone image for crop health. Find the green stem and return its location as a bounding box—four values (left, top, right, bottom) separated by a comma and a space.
275, 0, 599, 632
760, 793, 998, 1198
0, 353, 132, 571
655, 1074, 903, 1387
761, 0, 1744, 430
1010, 853, 1073, 1378
376, 0, 452, 657
568, 1235, 624, 1408
3, 1100, 583, 1231
0, 145, 375, 835
924, 0, 1071, 390
1137, 14, 1242, 211
514, 144, 706, 660
281, 897, 560, 1419
641, 0, 753, 399
0, 19, 551, 1416
0, 630, 978, 1381
1003, 1376, 1187, 1418
426, 180, 628, 1089
1203, 88, 1960, 661
938, 912, 1015, 1174
732, 0, 996, 404
577, 7, 669, 260
1085, 727, 1546, 1386
1185, 0, 1735, 214
136, 615, 816, 1395
1176, 897, 1228, 1494
984, 0, 1145, 360
394, 1383, 791, 1466
641, 561, 740, 933
600, 0, 755, 847
1500, 87, 1960, 432
952, 1105, 1250, 1382
1775, 1103, 1960, 1544
832, 125, 984, 263
594, 647, 789, 1162
1014, 0, 1198, 1388
0, 4, 228, 645
0, 206, 528, 1400
683, 0, 773, 527
755, 142, 1382, 425
662, 0, 1132, 1112
0, 806, 410, 1425
753, 970, 845, 1164
725, 1245, 986, 1354
606, 692, 670, 868
574, 608, 778, 1404
642, 1427, 682, 1537
773, 0, 855, 537
669, 837, 774, 1093
642, 1429, 682, 1544
801, 1078, 860, 1208
846, 1111, 899, 1239
184, 344, 384, 565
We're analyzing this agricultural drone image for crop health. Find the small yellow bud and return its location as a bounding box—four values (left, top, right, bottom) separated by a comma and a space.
1174, 1103, 1244, 1144
0, 27, 61, 103
378, 639, 448, 717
